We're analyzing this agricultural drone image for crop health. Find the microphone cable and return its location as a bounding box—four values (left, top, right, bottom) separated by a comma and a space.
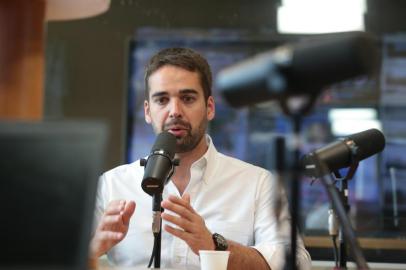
328, 207, 339, 268
332, 234, 339, 268
148, 229, 161, 268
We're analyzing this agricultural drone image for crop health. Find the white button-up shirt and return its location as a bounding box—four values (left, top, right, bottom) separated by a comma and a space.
95, 136, 311, 270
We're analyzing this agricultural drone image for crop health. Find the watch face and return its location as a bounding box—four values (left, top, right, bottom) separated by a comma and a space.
213, 233, 228, 251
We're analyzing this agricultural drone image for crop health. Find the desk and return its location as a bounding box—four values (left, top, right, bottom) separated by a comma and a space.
304, 236, 406, 250
311, 261, 406, 270
100, 268, 180, 270
98, 261, 406, 270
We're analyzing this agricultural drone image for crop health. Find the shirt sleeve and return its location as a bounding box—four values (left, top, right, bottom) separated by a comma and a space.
251, 170, 312, 270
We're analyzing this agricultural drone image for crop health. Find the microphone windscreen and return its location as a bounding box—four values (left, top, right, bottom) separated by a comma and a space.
288, 32, 379, 92
152, 131, 177, 158
216, 32, 379, 108
302, 128, 386, 177
347, 128, 386, 161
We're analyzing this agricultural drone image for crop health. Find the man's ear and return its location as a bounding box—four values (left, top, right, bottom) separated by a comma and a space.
144, 100, 152, 124
207, 96, 215, 121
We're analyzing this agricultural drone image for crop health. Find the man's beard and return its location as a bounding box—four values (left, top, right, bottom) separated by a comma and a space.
161, 118, 207, 153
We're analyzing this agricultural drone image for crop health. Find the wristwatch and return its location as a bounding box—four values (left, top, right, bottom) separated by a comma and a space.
212, 233, 228, 251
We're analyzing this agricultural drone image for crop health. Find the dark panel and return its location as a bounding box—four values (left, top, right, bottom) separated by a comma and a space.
366, 0, 406, 34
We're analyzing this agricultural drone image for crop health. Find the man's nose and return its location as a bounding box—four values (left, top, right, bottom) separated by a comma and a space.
169, 99, 182, 118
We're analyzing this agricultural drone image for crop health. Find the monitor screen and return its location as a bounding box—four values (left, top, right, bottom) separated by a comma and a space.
125, 28, 406, 262
0, 121, 107, 270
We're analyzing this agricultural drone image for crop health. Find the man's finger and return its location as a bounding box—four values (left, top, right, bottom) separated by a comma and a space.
181, 193, 191, 204
164, 224, 189, 242
105, 200, 125, 215
161, 212, 195, 233
161, 200, 194, 221
96, 230, 124, 242
167, 195, 194, 212
99, 215, 123, 230
122, 201, 136, 225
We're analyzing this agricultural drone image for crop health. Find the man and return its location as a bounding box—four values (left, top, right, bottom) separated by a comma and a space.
90, 47, 311, 269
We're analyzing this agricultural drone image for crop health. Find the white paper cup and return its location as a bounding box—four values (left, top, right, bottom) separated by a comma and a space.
199, 250, 230, 270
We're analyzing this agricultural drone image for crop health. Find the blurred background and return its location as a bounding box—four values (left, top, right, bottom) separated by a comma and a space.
43, 0, 406, 263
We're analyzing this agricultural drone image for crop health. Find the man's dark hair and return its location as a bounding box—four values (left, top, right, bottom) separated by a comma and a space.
144, 47, 212, 102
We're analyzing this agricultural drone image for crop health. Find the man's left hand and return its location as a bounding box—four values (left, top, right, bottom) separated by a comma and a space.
161, 193, 215, 254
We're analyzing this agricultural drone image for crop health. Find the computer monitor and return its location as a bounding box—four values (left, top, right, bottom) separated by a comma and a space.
0, 121, 107, 270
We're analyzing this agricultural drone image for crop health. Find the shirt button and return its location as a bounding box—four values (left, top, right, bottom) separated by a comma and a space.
174, 256, 181, 264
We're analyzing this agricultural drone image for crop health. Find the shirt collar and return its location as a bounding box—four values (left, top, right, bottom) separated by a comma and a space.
190, 134, 217, 184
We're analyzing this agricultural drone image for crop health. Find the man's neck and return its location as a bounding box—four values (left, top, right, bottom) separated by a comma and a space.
171, 135, 208, 195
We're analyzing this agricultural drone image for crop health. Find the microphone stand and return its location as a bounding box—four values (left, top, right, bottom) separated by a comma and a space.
276, 95, 369, 270
338, 176, 349, 269
311, 156, 369, 269
151, 193, 163, 268
141, 158, 179, 269
286, 113, 301, 270
331, 162, 359, 269
277, 96, 368, 270
278, 96, 317, 270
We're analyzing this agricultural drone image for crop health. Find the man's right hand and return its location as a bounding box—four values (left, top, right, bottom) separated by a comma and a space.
89, 200, 136, 258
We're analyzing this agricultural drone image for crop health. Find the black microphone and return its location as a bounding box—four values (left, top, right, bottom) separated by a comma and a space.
216, 32, 379, 107
141, 131, 177, 195
141, 131, 178, 233
302, 128, 386, 177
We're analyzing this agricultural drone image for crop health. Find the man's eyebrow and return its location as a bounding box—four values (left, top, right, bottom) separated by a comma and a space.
179, 89, 199, 95
150, 91, 168, 98
150, 89, 199, 98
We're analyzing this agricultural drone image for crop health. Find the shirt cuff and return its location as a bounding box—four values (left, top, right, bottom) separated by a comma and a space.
252, 243, 312, 270
252, 243, 286, 270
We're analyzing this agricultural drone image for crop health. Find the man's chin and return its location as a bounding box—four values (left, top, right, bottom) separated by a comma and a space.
174, 139, 194, 153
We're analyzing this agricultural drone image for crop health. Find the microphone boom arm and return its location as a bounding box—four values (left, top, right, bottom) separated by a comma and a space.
310, 154, 369, 269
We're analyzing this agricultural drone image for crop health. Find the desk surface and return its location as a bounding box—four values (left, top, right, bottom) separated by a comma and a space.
304, 236, 406, 250
98, 261, 406, 270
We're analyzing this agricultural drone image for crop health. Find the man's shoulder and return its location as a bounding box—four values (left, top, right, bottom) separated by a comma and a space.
101, 159, 143, 182
215, 151, 270, 176
97, 160, 147, 202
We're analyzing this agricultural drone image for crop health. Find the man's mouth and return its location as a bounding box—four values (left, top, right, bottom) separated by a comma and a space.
166, 125, 189, 137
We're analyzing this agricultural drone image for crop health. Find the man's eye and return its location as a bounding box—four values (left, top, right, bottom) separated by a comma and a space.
154, 97, 168, 105
182, 96, 196, 103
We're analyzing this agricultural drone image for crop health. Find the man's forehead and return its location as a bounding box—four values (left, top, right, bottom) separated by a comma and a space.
147, 65, 205, 97
149, 64, 200, 77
